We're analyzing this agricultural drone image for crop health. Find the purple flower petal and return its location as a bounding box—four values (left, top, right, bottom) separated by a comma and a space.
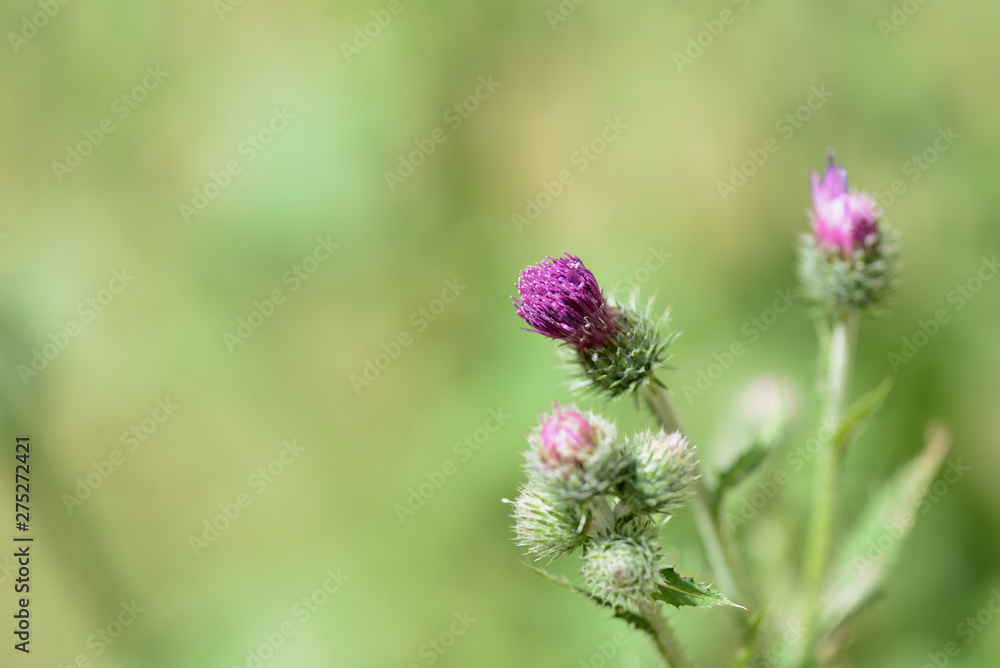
808, 151, 880, 256
539, 406, 595, 466
513, 253, 617, 350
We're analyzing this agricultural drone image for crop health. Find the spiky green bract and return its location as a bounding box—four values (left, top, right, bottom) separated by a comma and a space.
524, 411, 629, 507
568, 295, 677, 399
798, 221, 900, 315
623, 430, 699, 515
511, 486, 586, 561
582, 534, 668, 611
609, 514, 662, 542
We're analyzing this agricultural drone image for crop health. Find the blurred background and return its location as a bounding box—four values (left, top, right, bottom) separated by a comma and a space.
1, 1, 998, 666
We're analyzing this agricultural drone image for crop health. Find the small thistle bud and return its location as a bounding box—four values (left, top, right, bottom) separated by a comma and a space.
539, 407, 595, 466
511, 486, 586, 561
624, 430, 698, 515
524, 407, 627, 506
513, 254, 675, 397
581, 535, 667, 610
798, 150, 900, 313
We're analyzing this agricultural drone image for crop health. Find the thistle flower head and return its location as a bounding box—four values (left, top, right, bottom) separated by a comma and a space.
624, 430, 699, 514
524, 408, 627, 506
539, 405, 595, 466
799, 150, 900, 314
513, 254, 676, 399
581, 535, 667, 610
809, 149, 880, 257
513, 253, 617, 351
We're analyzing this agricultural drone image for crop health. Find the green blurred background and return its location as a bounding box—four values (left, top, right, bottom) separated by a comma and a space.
1, 1, 998, 666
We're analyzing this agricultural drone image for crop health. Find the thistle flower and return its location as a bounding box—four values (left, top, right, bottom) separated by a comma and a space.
798, 150, 900, 313
524, 407, 627, 506
514, 253, 617, 350
513, 254, 674, 397
624, 430, 698, 515
809, 150, 880, 257
582, 535, 667, 610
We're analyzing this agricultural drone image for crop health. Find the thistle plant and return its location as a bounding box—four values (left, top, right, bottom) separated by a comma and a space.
504, 150, 951, 667
510, 404, 728, 668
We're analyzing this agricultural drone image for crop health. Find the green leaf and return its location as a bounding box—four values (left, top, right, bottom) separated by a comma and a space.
520, 559, 586, 597
519, 561, 654, 635
715, 440, 772, 509
520, 561, 743, 641
819, 422, 951, 636
713, 396, 787, 512
654, 567, 745, 609
831, 377, 893, 454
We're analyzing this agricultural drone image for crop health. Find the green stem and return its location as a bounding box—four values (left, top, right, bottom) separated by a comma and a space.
644, 382, 685, 434
800, 311, 858, 663
589, 489, 693, 666
639, 599, 695, 668
642, 384, 754, 622
692, 484, 742, 603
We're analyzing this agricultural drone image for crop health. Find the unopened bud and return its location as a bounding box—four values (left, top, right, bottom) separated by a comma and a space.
625, 430, 698, 514
582, 535, 666, 610
511, 487, 585, 561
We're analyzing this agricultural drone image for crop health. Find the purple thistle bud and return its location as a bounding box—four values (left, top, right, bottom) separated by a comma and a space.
809, 150, 880, 256
539, 405, 595, 466
513, 254, 617, 350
